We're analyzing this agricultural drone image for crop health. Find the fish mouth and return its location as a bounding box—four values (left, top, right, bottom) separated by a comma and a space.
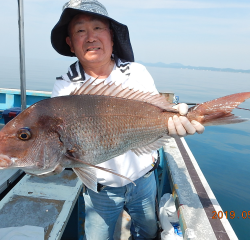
0, 154, 13, 168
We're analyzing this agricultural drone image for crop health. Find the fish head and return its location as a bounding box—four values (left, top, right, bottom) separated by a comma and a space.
0, 103, 66, 175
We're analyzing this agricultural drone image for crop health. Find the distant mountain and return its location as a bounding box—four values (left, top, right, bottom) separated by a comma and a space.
137, 61, 250, 74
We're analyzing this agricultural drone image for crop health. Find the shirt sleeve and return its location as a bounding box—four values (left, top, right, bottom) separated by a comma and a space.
128, 63, 159, 94
51, 80, 81, 98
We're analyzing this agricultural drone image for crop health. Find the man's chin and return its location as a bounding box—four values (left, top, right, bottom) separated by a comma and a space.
80, 56, 107, 65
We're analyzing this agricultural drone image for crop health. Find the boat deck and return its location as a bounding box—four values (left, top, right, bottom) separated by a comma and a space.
0, 170, 83, 239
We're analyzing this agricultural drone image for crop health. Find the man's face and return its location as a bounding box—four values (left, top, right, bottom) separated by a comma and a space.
66, 14, 113, 67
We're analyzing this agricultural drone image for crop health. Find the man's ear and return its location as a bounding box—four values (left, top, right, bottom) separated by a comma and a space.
66, 37, 75, 53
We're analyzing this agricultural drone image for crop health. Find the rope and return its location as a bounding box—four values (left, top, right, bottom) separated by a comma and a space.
235, 107, 250, 111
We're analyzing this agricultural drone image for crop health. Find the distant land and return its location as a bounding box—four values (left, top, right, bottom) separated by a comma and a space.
138, 61, 250, 74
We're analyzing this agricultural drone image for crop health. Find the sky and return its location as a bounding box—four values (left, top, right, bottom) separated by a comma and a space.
1, 0, 250, 69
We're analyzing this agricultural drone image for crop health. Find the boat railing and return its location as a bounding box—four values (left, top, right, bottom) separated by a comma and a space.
0, 88, 51, 124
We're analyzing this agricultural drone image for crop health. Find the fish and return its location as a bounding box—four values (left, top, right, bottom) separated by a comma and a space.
0, 78, 249, 192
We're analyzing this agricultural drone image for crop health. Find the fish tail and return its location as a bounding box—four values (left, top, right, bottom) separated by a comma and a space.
187, 92, 250, 126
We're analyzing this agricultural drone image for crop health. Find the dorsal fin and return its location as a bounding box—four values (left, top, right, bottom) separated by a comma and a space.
70, 78, 177, 111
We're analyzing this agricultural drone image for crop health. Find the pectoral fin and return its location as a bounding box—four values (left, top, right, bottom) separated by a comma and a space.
65, 153, 136, 192
73, 167, 98, 192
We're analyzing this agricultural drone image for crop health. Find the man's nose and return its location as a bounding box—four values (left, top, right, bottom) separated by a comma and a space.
86, 29, 97, 42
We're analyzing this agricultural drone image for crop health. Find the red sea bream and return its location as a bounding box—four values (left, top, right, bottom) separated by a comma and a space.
0, 79, 249, 191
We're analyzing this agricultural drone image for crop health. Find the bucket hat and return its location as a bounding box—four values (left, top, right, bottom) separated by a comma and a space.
51, 0, 134, 62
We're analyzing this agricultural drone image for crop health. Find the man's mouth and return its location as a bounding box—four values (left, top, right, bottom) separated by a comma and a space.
87, 47, 100, 51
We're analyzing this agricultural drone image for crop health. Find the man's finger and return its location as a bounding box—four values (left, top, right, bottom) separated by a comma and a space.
191, 120, 205, 134
179, 116, 196, 135
168, 117, 177, 136
178, 103, 189, 115
172, 103, 188, 116
172, 115, 187, 136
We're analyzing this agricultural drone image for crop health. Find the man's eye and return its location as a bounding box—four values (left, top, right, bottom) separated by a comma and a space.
77, 29, 85, 33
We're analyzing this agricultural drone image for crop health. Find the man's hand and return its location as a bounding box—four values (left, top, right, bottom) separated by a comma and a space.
168, 103, 205, 137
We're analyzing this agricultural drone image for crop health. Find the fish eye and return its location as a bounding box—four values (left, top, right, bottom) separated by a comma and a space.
17, 127, 32, 141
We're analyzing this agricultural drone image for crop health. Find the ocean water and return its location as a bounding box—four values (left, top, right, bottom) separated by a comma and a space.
1, 57, 250, 239
148, 66, 250, 240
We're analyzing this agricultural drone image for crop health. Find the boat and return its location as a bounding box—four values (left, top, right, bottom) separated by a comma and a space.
0, 1, 239, 238
0, 88, 238, 239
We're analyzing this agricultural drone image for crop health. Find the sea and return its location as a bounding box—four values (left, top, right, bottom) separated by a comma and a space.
1, 57, 250, 239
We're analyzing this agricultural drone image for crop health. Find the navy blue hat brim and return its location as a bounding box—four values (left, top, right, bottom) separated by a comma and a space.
51, 8, 134, 62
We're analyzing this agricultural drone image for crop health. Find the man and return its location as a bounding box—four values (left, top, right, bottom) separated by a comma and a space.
51, 0, 204, 239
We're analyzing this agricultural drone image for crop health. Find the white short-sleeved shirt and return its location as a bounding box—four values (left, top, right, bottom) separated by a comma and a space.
52, 57, 159, 187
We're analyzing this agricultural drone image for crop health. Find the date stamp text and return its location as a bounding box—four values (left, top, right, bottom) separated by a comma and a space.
212, 211, 250, 219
